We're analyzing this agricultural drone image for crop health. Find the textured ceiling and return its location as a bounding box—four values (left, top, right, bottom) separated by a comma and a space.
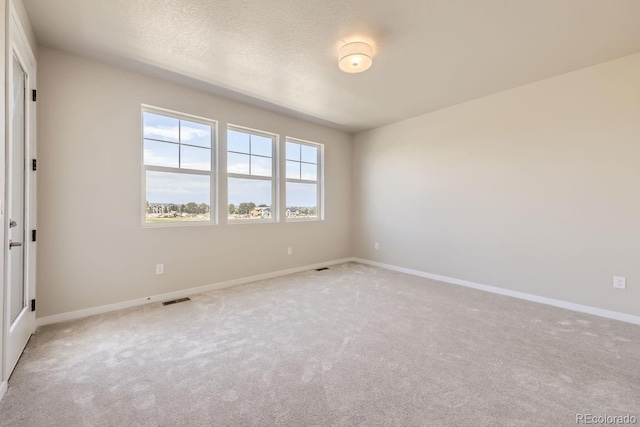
23, 0, 640, 133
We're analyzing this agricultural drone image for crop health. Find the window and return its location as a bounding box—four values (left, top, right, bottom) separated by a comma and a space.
227, 126, 276, 222
142, 106, 216, 225
286, 138, 322, 220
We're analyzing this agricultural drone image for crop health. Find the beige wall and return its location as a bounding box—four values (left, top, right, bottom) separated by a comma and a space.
37, 47, 352, 318
353, 53, 640, 317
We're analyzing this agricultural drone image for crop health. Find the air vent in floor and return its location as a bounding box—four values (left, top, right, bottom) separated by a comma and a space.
162, 297, 191, 306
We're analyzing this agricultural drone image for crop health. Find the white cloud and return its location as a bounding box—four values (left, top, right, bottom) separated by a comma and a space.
144, 125, 178, 142
144, 124, 210, 145
180, 125, 209, 143
144, 148, 178, 168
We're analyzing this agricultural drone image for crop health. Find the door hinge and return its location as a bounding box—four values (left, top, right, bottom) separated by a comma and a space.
31, 299, 36, 311
32, 89, 37, 102
32, 159, 37, 171
32, 229, 37, 242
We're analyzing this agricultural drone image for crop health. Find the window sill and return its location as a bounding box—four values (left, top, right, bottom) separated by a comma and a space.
227, 218, 276, 225
285, 217, 322, 223
142, 220, 214, 228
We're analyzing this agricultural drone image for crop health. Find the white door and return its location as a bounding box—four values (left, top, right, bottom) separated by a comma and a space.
4, 10, 37, 379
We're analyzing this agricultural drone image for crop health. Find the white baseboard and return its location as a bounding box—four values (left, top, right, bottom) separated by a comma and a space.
353, 258, 640, 326
36, 258, 352, 327
0, 380, 7, 402
37, 256, 640, 328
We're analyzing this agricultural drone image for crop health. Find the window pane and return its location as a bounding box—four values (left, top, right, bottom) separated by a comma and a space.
251, 155, 272, 177
144, 139, 179, 168
251, 134, 272, 157
228, 130, 250, 153
180, 120, 211, 148
286, 141, 300, 161
228, 178, 272, 221
286, 182, 318, 219
146, 171, 210, 223
228, 152, 250, 174
143, 112, 179, 143
181, 145, 211, 171
286, 160, 300, 179
301, 145, 318, 163
301, 163, 317, 181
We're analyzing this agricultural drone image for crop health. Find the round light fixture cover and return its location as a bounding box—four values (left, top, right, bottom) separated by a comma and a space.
339, 41, 373, 73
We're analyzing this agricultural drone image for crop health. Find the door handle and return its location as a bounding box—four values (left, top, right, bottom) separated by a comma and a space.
9, 240, 22, 249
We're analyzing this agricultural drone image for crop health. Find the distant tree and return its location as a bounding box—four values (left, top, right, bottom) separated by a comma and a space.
228, 204, 236, 215
186, 202, 197, 214
258, 204, 268, 207
180, 204, 186, 213
145, 201, 150, 214
163, 206, 168, 214
168, 204, 178, 212
198, 203, 209, 214
309, 207, 317, 216
237, 202, 256, 215
237, 203, 249, 215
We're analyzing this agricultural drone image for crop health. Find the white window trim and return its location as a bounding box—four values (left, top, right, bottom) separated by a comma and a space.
227, 124, 278, 225
141, 105, 218, 228
285, 137, 324, 222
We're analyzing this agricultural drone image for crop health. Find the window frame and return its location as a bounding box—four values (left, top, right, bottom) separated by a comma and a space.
141, 105, 218, 228
285, 137, 324, 222
226, 124, 278, 224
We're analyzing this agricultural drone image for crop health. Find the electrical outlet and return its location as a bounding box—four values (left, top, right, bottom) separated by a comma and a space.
374, 242, 379, 250
156, 264, 164, 275
287, 247, 292, 256
613, 276, 626, 290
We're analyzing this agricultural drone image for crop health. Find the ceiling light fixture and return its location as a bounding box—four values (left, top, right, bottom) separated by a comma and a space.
338, 41, 373, 73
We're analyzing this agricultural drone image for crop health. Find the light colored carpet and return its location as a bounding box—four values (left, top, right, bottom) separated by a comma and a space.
1, 262, 638, 426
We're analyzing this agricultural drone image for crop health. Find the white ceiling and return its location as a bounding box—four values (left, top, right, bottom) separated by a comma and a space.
23, 0, 640, 133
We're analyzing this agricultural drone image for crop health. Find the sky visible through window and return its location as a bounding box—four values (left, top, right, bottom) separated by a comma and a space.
144, 113, 318, 211
144, 112, 212, 205
285, 140, 319, 212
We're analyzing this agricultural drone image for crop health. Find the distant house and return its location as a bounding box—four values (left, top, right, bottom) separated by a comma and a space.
286, 208, 300, 218
149, 203, 165, 214
251, 207, 272, 218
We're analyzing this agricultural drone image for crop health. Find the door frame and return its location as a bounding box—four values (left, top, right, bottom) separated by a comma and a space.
2, 1, 37, 382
